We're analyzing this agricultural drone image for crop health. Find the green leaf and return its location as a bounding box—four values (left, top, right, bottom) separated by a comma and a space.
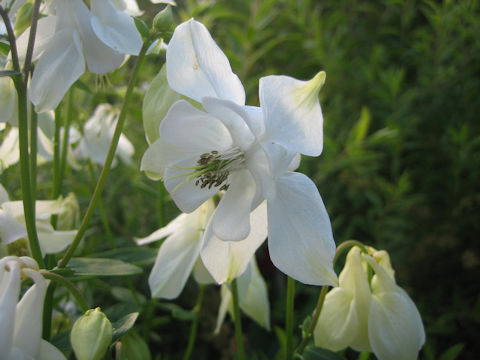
303, 346, 345, 360
0, 41, 10, 56
438, 343, 465, 360
66, 257, 142, 276
112, 312, 139, 343
159, 303, 196, 321
50, 331, 72, 353
89, 247, 157, 266
347, 107, 371, 145
0, 70, 21, 78
134, 17, 150, 39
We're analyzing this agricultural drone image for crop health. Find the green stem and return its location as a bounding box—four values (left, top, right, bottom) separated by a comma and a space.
42, 284, 55, 340
231, 278, 246, 360
87, 161, 114, 248
40, 270, 89, 312
22, 0, 42, 85
57, 39, 151, 269
59, 89, 73, 191
286, 276, 295, 360
333, 239, 368, 264
30, 107, 38, 199
52, 105, 62, 199
183, 285, 206, 360
0, 6, 20, 72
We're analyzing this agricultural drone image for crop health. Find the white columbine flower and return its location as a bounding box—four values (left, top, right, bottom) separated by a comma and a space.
16, 0, 142, 112
0, 185, 78, 255
314, 246, 425, 360
136, 198, 268, 299
141, 18, 337, 286
75, 104, 134, 166
0, 256, 66, 359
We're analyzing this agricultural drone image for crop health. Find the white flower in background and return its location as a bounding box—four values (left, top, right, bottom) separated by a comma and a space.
0, 75, 17, 125
75, 104, 134, 166
141, 18, 337, 286
0, 184, 78, 255
16, 0, 142, 112
0, 256, 66, 359
314, 246, 425, 360
110, 0, 177, 16
136, 198, 268, 299
215, 257, 270, 333
0, 126, 20, 172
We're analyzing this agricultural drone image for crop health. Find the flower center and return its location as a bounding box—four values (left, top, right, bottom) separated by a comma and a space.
194, 147, 245, 190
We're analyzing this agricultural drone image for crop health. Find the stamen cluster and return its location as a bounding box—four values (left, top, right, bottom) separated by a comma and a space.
194, 148, 244, 190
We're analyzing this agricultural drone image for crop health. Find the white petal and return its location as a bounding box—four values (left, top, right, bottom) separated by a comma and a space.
237, 258, 270, 330
13, 269, 47, 358
214, 284, 231, 334
202, 97, 255, 151
29, 29, 85, 112
110, 0, 143, 16
0, 127, 20, 169
160, 100, 233, 153
143, 64, 183, 144
38, 230, 77, 255
164, 156, 219, 213
0, 209, 27, 245
314, 287, 358, 351
38, 340, 66, 360
135, 213, 188, 246
148, 225, 202, 299
192, 258, 215, 285
201, 202, 267, 284
260, 72, 326, 156
267, 172, 337, 286
0, 184, 9, 203
243, 105, 265, 138
16, 16, 57, 62
90, 0, 142, 55
0, 77, 18, 125
140, 137, 186, 180
0, 260, 21, 356
151, 0, 176, 4
166, 19, 245, 104
62, 0, 124, 74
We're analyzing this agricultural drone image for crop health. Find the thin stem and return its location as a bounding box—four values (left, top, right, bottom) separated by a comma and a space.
59, 89, 73, 191
40, 270, 89, 312
87, 161, 114, 248
333, 239, 368, 264
23, 0, 42, 85
286, 276, 295, 360
30, 107, 38, 199
295, 285, 328, 354
0, 5, 20, 72
57, 39, 151, 269
231, 278, 246, 360
52, 105, 62, 199
42, 284, 55, 340
183, 285, 206, 360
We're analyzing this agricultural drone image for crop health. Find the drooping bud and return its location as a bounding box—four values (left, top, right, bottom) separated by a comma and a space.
153, 6, 173, 34
71, 308, 113, 360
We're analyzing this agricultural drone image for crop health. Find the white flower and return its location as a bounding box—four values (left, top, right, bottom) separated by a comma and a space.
16, 0, 142, 112
0, 185, 78, 255
0, 75, 17, 125
110, 0, 176, 16
141, 19, 337, 286
136, 198, 268, 299
0, 256, 66, 359
314, 246, 425, 360
75, 104, 134, 166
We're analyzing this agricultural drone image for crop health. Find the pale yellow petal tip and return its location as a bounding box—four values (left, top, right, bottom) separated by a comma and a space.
312, 71, 326, 90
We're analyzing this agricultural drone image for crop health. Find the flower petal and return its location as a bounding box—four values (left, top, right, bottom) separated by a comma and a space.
140, 137, 186, 180
0, 209, 27, 245
29, 29, 85, 112
147, 211, 207, 299
0, 259, 21, 357
260, 72, 326, 156
201, 201, 267, 283
160, 100, 233, 153
135, 213, 188, 246
16, 16, 57, 62
38, 230, 77, 255
211, 169, 256, 241
38, 340, 66, 360
267, 172, 337, 286
90, 0, 142, 55
13, 268, 47, 358
202, 97, 255, 151
314, 287, 358, 351
166, 19, 245, 104
0, 77, 18, 125
164, 156, 220, 213
143, 64, 183, 144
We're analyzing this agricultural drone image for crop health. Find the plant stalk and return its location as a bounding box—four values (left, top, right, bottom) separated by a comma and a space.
286, 276, 295, 360
183, 285, 206, 360
231, 278, 246, 360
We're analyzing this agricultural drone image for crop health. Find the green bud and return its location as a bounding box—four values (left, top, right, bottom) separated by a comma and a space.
71, 308, 113, 360
153, 6, 173, 34
56, 193, 80, 230
14, 2, 34, 37
116, 331, 152, 360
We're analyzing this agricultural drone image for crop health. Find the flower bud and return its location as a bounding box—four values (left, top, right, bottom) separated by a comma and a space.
14, 2, 34, 37
71, 308, 113, 360
153, 6, 173, 34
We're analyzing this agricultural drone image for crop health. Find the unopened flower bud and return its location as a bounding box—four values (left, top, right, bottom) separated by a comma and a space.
153, 6, 173, 34
71, 308, 113, 360
14, 2, 33, 36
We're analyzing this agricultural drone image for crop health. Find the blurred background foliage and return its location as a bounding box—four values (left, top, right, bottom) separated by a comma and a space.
3, 0, 478, 358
